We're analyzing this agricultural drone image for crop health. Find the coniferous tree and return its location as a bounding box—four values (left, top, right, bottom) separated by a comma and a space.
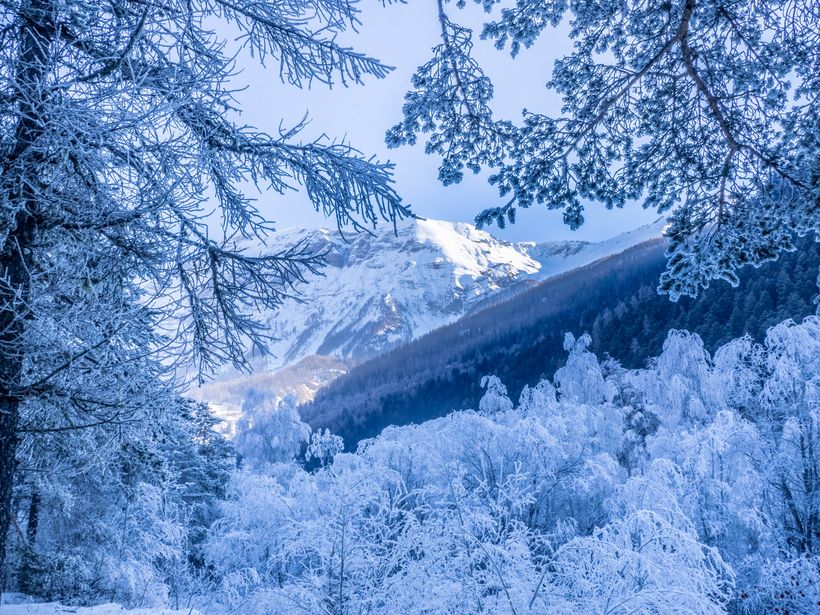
0, 0, 408, 589
389, 0, 819, 298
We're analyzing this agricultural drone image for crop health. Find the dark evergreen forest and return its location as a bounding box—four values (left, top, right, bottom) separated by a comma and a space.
301, 236, 820, 448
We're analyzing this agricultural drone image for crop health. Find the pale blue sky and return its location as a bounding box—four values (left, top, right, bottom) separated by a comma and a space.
221, 1, 658, 243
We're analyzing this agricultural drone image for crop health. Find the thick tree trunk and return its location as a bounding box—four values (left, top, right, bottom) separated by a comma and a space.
16, 489, 41, 595
0, 214, 33, 595
0, 0, 53, 593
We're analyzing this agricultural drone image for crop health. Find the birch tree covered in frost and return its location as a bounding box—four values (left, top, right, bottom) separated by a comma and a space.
0, 0, 408, 588
388, 0, 819, 299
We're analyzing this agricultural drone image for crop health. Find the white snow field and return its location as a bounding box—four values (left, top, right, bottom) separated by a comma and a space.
0, 599, 205, 615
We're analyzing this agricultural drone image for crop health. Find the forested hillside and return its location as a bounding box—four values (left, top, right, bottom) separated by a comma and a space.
301, 237, 819, 448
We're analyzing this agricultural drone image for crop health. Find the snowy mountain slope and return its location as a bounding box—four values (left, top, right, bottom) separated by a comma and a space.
230, 217, 666, 371
219, 218, 546, 373
188, 354, 352, 436
525, 217, 667, 281
463, 218, 669, 315
192, 217, 665, 426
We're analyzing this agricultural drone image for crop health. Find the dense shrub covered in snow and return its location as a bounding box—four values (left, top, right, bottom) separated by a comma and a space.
205, 317, 819, 614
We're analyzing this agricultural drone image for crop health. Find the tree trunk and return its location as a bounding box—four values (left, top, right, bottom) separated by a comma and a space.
17, 490, 41, 596
0, 403, 21, 595
25, 491, 39, 549
0, 0, 53, 593
0, 208, 34, 598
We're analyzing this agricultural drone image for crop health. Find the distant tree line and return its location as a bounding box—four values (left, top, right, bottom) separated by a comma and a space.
301, 236, 819, 448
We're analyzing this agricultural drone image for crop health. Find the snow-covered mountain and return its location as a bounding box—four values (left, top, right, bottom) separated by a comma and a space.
190, 217, 665, 429
523, 218, 668, 280
235, 219, 545, 370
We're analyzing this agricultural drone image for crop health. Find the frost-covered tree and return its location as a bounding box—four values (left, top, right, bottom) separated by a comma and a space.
7, 395, 233, 606
551, 460, 734, 615
204, 318, 819, 614
0, 0, 408, 589
757, 318, 820, 555
554, 332, 612, 405
306, 428, 344, 467
478, 375, 514, 415
388, 0, 819, 298
234, 395, 311, 468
